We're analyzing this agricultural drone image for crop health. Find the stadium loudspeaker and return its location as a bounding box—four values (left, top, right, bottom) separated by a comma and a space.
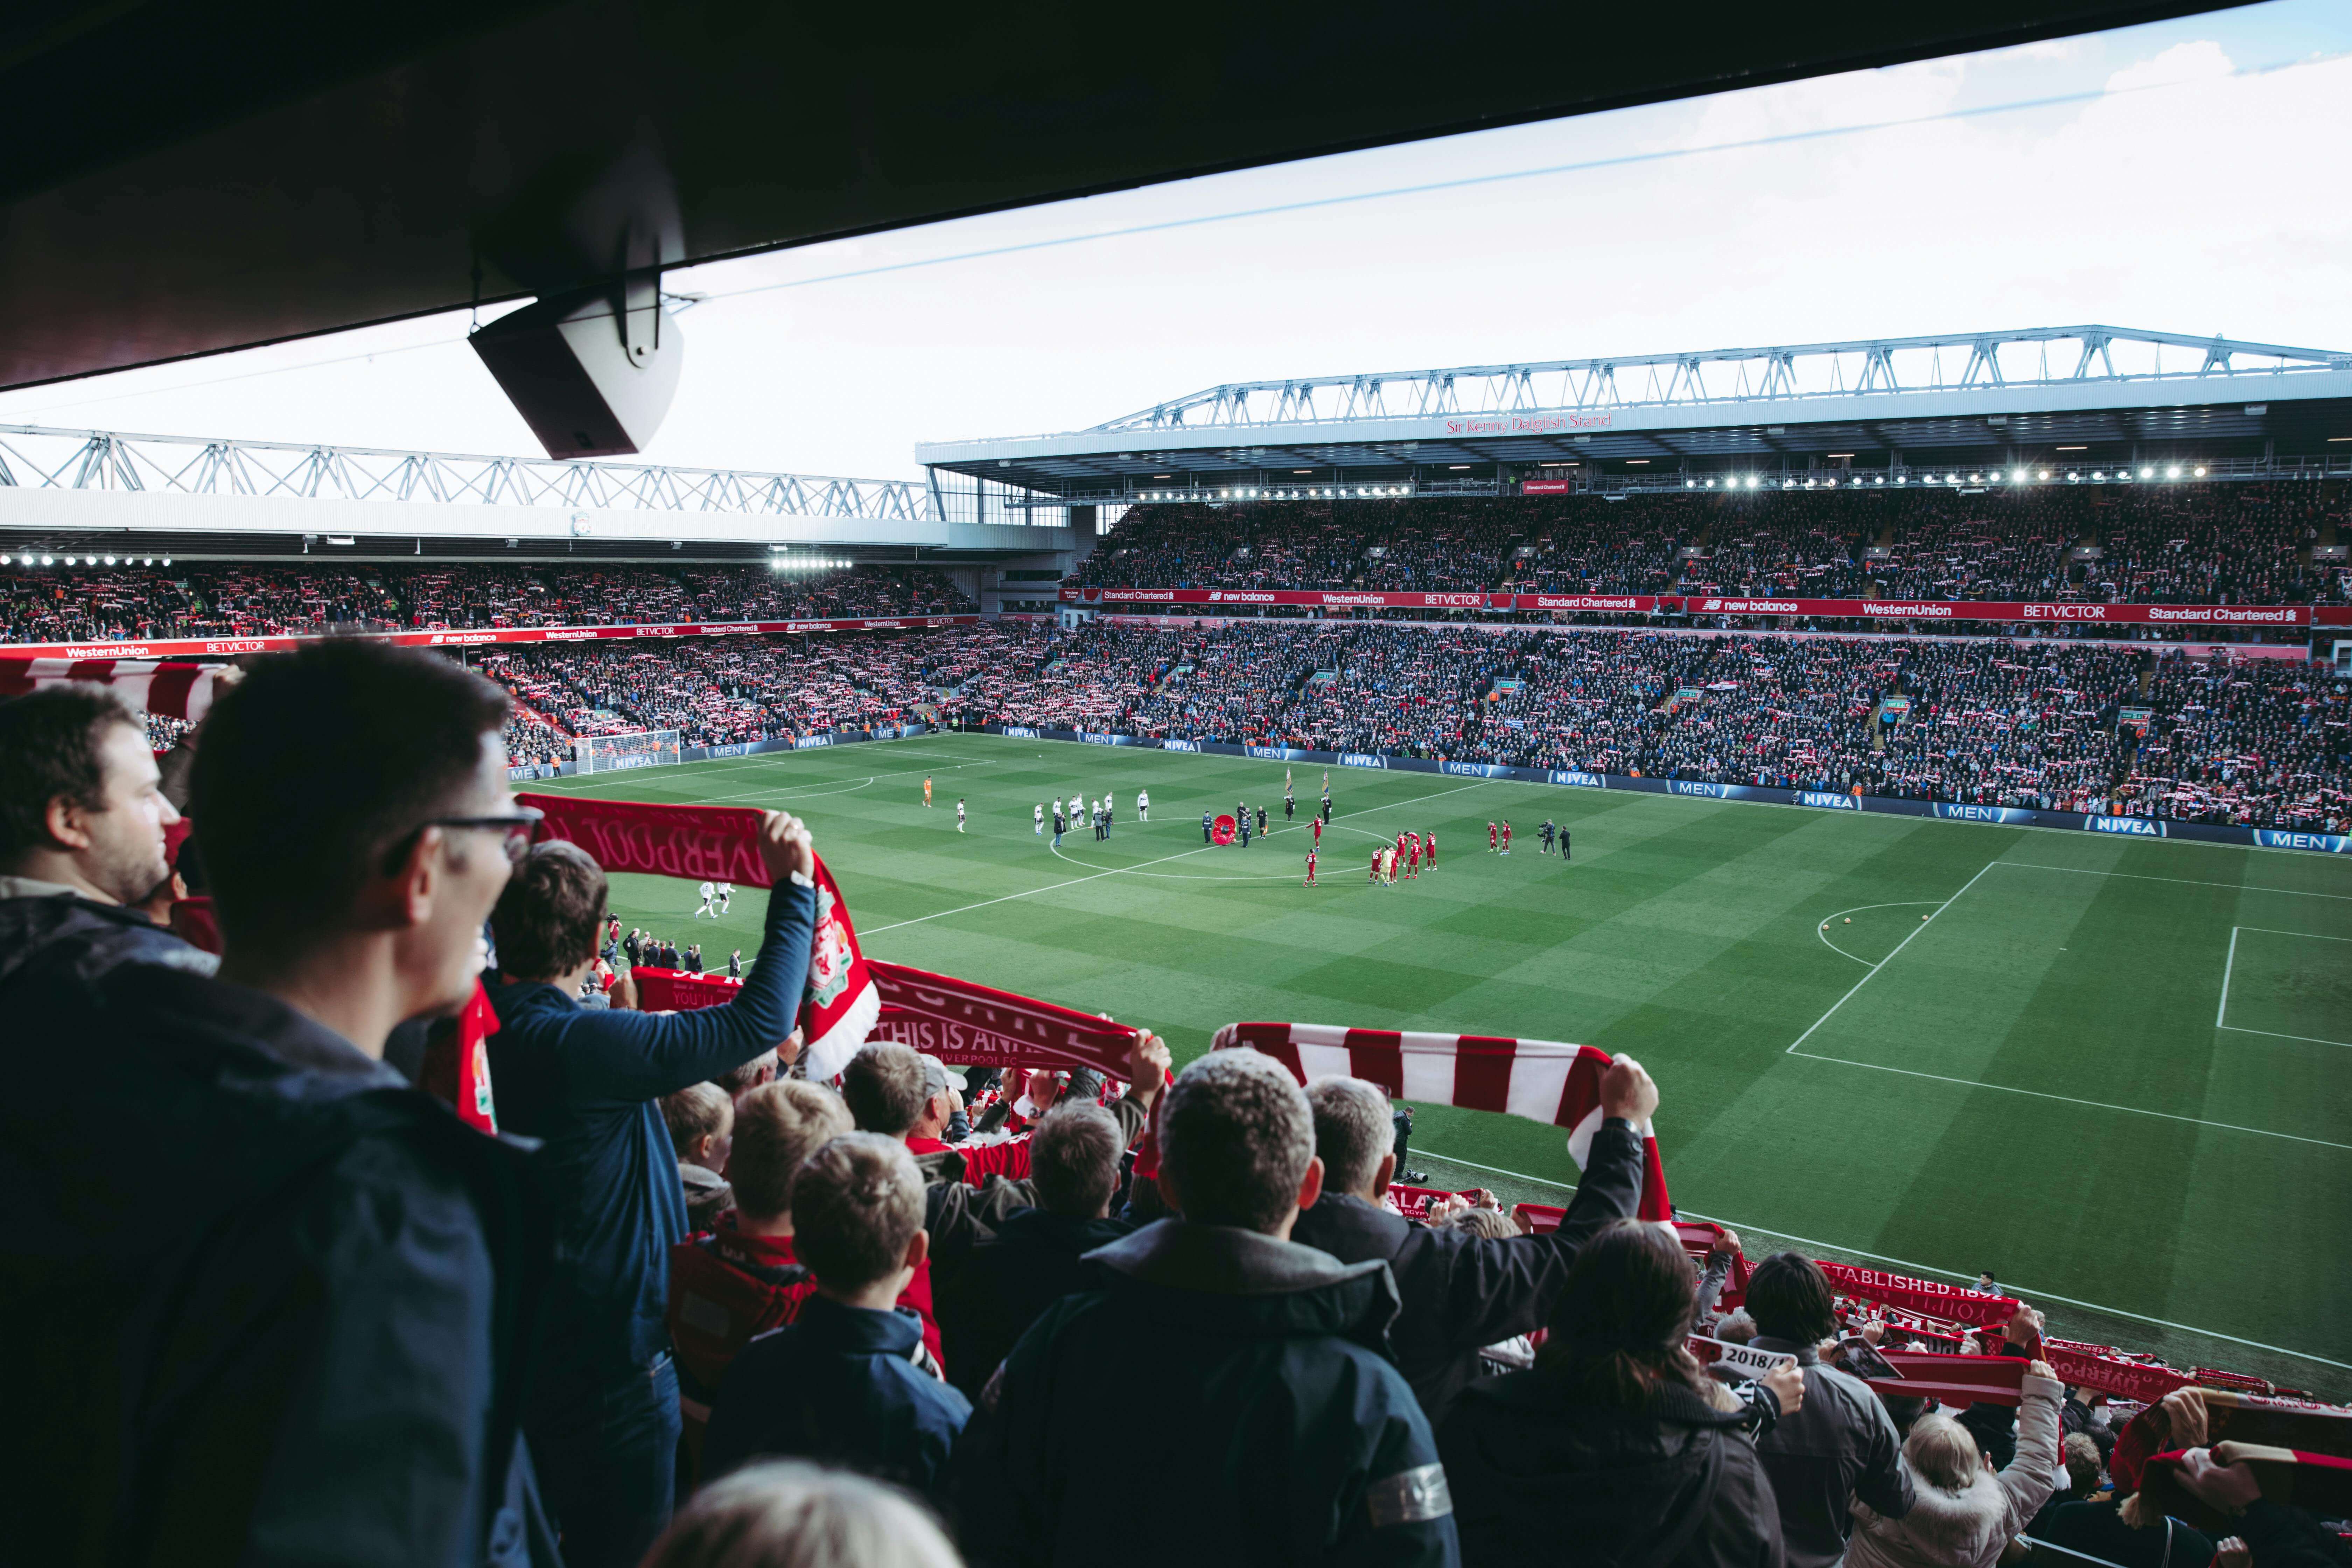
470, 279, 683, 458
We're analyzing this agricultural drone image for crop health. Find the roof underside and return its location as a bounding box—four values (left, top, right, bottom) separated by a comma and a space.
0, 1, 2252, 391
919, 328, 2352, 496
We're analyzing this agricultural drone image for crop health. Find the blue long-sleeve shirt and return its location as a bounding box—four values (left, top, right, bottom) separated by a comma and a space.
488, 873, 816, 1377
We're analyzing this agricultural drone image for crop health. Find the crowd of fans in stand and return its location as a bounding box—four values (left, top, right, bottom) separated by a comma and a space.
0, 561, 974, 643
969, 621, 2348, 829
5, 643, 2349, 1568
457, 614, 2350, 829
1072, 487, 2352, 606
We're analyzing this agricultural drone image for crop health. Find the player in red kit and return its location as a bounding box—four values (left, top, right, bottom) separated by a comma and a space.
1369, 846, 1382, 884
1311, 814, 1322, 850
1303, 848, 1318, 888
1500, 819, 1513, 855
1424, 830, 1437, 867
1488, 820, 1498, 852
1405, 832, 1421, 878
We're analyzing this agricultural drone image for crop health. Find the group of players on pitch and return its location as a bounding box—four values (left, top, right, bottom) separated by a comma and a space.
922, 769, 1573, 890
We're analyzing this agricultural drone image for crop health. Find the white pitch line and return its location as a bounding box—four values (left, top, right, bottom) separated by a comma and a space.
2218, 1025, 2352, 1050
1408, 1143, 2352, 1371
2217, 926, 2241, 1029
1815, 901, 1944, 966
1784, 1051, 2352, 1151
860, 778, 1494, 936
2235, 927, 2352, 941
1784, 858, 2004, 1054
2000, 862, 2352, 902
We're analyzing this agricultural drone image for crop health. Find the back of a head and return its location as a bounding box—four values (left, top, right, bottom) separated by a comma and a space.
838, 1043, 927, 1137
1537, 1218, 1703, 1407
492, 841, 607, 982
2061, 1432, 2103, 1498
1029, 1102, 1122, 1218
664, 1082, 733, 1158
1157, 1049, 1314, 1233
1906, 1413, 1984, 1493
191, 640, 508, 955
1743, 1251, 1838, 1345
730, 1081, 855, 1222
1444, 1206, 1518, 1241
791, 1133, 924, 1292
1303, 1076, 1392, 1198
0, 682, 153, 888
640, 1460, 960, 1568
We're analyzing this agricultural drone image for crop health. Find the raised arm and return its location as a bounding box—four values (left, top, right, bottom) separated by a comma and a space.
560, 813, 820, 1101
1436, 1056, 1655, 1351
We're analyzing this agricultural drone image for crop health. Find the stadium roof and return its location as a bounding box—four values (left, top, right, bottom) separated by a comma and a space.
917, 327, 2352, 499
0, 1, 2246, 393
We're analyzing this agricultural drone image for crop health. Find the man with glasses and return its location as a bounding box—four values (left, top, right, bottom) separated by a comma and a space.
3, 638, 562, 1567
486, 802, 818, 1568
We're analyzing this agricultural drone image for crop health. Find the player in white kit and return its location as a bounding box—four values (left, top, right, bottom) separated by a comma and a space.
1137, 788, 1150, 821
693, 880, 716, 917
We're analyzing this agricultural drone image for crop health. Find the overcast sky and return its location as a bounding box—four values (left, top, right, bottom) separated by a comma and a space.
4, 0, 2348, 482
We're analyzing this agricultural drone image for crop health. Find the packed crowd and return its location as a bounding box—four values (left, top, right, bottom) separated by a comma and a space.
5, 645, 2347, 1568
977, 622, 2348, 828
0, 563, 403, 642
464, 616, 2348, 828
1072, 486, 2352, 606
0, 561, 974, 643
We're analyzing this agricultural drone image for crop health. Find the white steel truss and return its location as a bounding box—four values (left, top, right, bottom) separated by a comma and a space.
1086, 327, 2352, 434
0, 426, 937, 520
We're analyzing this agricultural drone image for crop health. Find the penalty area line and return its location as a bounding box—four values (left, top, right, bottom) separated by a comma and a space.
1409, 1145, 2352, 1371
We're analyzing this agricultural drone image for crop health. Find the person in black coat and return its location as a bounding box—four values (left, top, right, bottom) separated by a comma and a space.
0, 640, 561, 1567
933, 1101, 1133, 1402
1438, 1218, 1787, 1568
1289, 1065, 1652, 1425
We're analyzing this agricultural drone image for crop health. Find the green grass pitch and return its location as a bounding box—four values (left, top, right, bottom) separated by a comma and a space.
529, 731, 2352, 1394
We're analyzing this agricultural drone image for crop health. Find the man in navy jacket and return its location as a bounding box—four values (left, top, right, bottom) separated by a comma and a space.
487, 814, 817, 1568
2, 639, 562, 1567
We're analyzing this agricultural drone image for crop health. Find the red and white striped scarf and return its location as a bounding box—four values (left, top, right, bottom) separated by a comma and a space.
0, 656, 225, 720
1211, 1022, 1671, 1220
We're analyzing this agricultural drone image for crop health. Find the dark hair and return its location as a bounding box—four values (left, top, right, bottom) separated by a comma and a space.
1030, 1102, 1122, 1217
1536, 1219, 1708, 1407
190, 641, 507, 953
491, 841, 607, 980
1744, 1250, 1839, 1344
791, 1133, 923, 1291
839, 1043, 928, 1136
0, 683, 142, 863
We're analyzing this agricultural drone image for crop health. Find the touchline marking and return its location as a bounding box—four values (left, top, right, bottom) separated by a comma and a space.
2217, 926, 2240, 1029
860, 779, 1494, 936
2217, 926, 2352, 1042
2000, 862, 2352, 902
1784, 858, 2005, 1054
1816, 902, 1943, 966
1409, 1145, 2352, 1371
1784, 1051, 2352, 1150
2218, 1024, 2352, 1050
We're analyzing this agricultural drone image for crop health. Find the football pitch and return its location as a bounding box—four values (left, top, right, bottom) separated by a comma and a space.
530, 731, 2352, 1394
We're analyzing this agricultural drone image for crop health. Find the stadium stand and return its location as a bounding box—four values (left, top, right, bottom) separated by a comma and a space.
1075, 487, 2352, 606
0, 561, 974, 642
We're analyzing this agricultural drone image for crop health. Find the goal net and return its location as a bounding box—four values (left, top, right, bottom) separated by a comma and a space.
573, 730, 683, 774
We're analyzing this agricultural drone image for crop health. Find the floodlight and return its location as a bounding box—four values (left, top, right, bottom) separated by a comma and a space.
41, 555, 54, 566
2193, 465, 2207, 477
2166, 466, 2181, 479
2140, 467, 2154, 478
2037, 469, 2050, 480
2067, 472, 2079, 482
